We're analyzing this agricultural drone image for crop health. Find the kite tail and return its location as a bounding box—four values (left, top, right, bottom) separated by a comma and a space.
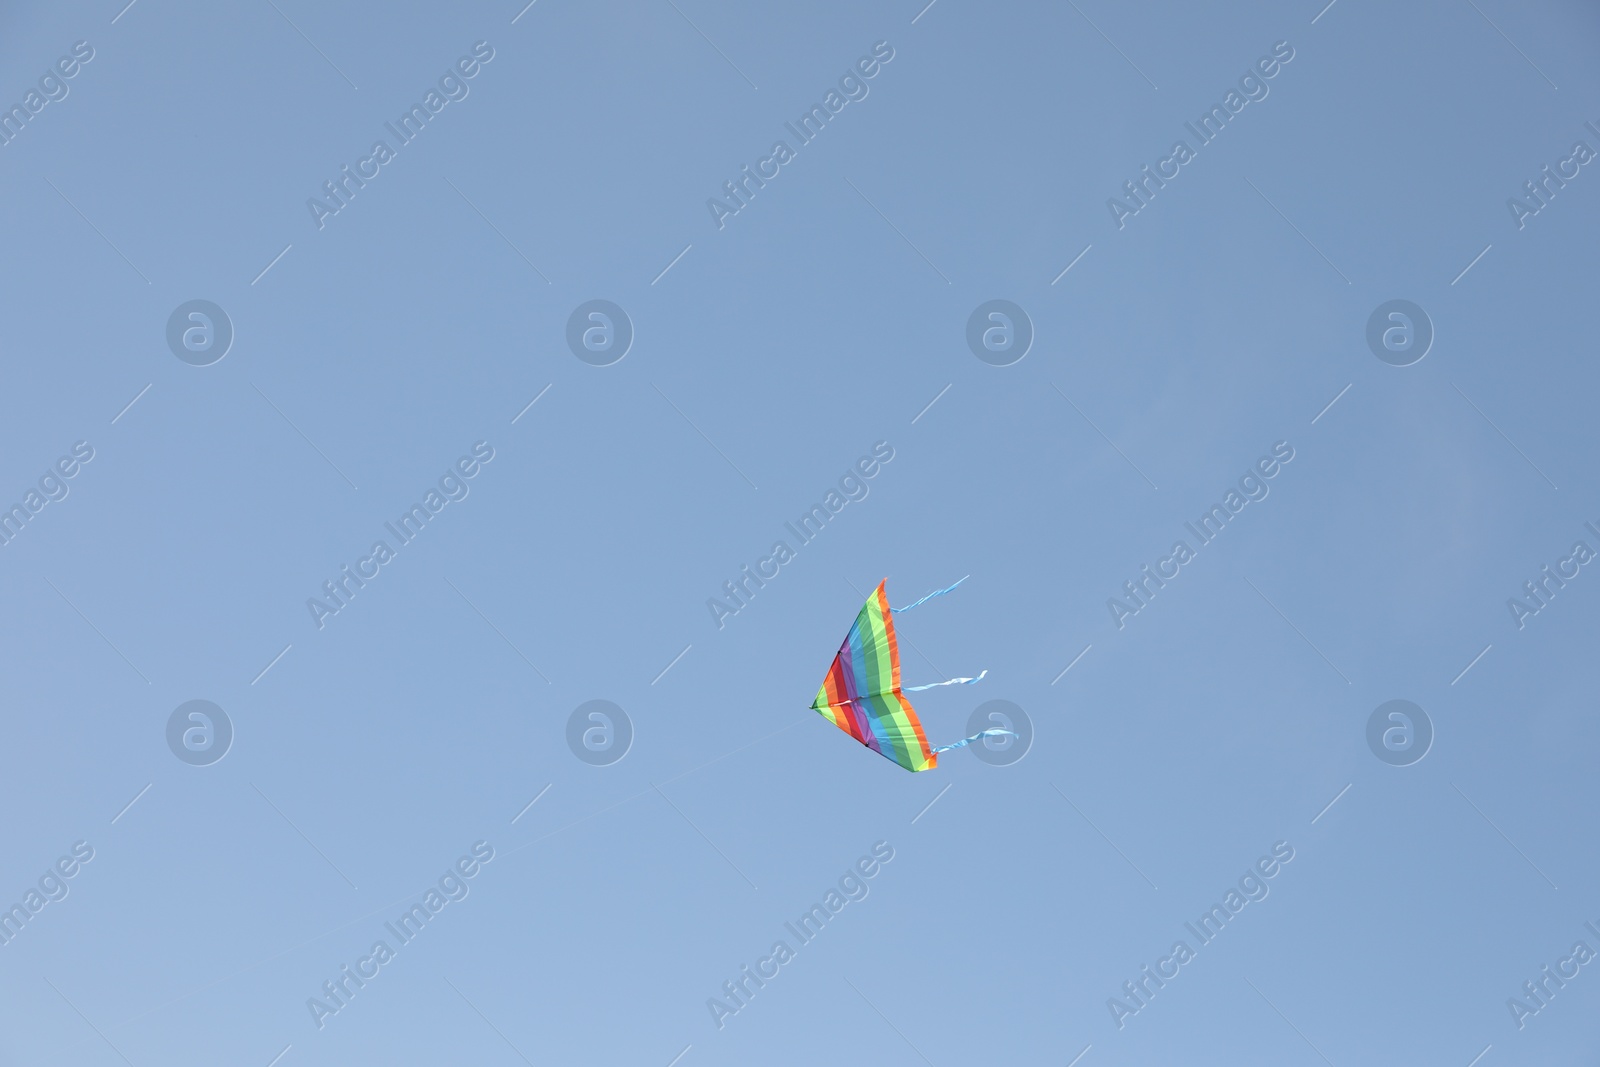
933, 728, 1019, 754
904, 669, 988, 692
892, 575, 970, 613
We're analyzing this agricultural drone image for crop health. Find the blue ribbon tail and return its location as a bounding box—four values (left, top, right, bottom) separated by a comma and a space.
933, 728, 1018, 754
904, 669, 987, 693
892, 575, 970, 613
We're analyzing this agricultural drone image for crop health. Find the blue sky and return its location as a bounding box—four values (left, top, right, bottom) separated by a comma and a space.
2, 0, 1600, 1064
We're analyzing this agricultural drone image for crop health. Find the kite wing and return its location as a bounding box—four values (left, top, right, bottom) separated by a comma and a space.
810, 580, 937, 772
810, 579, 1004, 773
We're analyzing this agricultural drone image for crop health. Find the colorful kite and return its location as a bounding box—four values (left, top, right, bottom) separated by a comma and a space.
809, 577, 1012, 772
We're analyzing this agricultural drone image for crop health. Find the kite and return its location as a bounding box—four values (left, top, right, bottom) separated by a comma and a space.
809, 577, 1013, 772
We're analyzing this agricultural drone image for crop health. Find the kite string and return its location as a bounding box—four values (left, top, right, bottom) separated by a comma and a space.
891, 575, 970, 613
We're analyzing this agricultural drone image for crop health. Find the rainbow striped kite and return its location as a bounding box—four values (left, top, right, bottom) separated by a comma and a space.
810, 578, 1011, 772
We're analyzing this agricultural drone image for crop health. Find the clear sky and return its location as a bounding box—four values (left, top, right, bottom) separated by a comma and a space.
2, 0, 1599, 1064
